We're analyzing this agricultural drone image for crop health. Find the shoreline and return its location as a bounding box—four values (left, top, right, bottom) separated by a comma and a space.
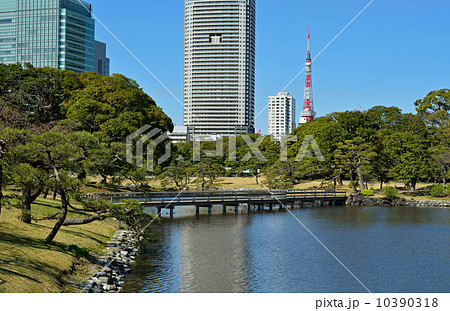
346, 193, 450, 208
77, 230, 140, 293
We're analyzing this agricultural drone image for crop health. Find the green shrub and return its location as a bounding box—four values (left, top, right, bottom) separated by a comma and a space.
68, 245, 89, 258
348, 181, 359, 189
361, 189, 374, 196
383, 186, 398, 198
430, 184, 445, 198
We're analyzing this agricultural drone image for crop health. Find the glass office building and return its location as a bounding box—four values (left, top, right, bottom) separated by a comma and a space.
94, 40, 110, 76
0, 0, 95, 73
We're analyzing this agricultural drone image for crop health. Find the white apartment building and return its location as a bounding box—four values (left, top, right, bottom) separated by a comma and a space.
268, 92, 296, 141
168, 126, 190, 144
183, 0, 256, 140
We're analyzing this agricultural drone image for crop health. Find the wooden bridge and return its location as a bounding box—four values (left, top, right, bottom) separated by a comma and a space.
88, 189, 348, 217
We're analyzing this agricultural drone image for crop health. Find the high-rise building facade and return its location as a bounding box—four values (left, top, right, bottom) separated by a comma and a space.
0, 0, 95, 73
183, 0, 256, 139
268, 92, 296, 141
94, 40, 110, 76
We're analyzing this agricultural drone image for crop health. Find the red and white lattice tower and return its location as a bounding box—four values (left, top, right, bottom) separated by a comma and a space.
299, 29, 316, 125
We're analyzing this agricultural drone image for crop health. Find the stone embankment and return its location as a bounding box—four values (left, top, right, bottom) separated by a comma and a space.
346, 193, 450, 208
82, 230, 140, 293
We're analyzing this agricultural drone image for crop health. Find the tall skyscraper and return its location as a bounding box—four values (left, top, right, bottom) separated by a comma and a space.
0, 0, 95, 73
183, 0, 256, 139
268, 92, 296, 141
94, 40, 110, 76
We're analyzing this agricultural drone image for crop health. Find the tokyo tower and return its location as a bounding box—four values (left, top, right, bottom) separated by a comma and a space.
299, 29, 316, 125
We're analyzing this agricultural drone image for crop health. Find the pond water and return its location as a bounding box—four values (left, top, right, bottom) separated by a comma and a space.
124, 206, 449, 293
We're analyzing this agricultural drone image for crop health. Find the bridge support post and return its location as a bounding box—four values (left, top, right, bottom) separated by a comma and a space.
169, 207, 174, 219
208, 205, 212, 215
269, 204, 273, 211
222, 204, 227, 214
195, 205, 200, 215
299, 201, 304, 208
234, 204, 239, 213
247, 203, 251, 212
332, 200, 336, 207
291, 201, 295, 209
157, 207, 162, 215
312, 200, 316, 208
320, 200, 324, 207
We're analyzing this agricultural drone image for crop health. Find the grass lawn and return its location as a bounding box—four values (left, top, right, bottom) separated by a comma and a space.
0, 196, 119, 293
147, 176, 440, 192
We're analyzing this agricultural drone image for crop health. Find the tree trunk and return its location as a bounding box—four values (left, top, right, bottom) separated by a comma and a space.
44, 192, 68, 244
255, 174, 259, 185
42, 188, 49, 199
357, 163, 366, 191
52, 188, 57, 199
96, 173, 107, 185
77, 169, 86, 181
21, 187, 43, 223
411, 180, 417, 192
21, 195, 32, 223
349, 169, 358, 193
380, 175, 384, 190
45, 158, 68, 244
63, 214, 104, 226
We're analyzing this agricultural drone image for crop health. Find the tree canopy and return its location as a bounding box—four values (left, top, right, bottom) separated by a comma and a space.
0, 64, 172, 243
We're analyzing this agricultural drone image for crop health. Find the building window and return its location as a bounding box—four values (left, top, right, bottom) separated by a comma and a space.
209, 34, 223, 44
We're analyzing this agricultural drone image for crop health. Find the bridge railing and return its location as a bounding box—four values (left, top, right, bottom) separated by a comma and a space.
86, 189, 347, 204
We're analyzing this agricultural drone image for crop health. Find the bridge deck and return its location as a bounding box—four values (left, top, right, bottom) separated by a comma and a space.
87, 189, 348, 208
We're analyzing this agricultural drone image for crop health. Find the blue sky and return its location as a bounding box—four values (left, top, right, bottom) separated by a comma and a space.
92, 0, 450, 133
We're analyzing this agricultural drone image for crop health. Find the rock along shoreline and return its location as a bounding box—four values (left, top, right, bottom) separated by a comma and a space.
346, 193, 450, 208
81, 230, 140, 293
